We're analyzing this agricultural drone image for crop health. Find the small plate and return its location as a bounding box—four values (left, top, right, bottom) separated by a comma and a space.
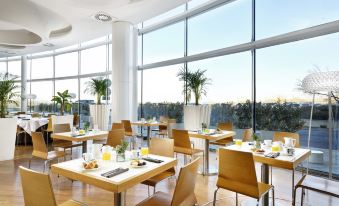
130, 164, 147, 168
82, 166, 100, 172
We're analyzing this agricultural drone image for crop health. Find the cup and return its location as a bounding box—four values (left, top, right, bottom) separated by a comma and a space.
235, 139, 242, 146
140, 147, 149, 157
272, 142, 282, 152
102, 145, 112, 160
264, 140, 272, 147
82, 153, 94, 162
141, 118, 145, 123
283, 147, 295, 156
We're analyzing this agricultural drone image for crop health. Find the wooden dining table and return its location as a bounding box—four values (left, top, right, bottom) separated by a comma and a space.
189, 130, 236, 176
51, 154, 177, 206
131, 121, 167, 146
226, 143, 311, 206
51, 131, 108, 153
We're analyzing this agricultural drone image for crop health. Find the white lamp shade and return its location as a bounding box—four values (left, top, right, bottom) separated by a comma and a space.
301, 71, 339, 93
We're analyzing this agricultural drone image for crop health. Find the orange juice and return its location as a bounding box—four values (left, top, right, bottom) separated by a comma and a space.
235, 139, 242, 146
271, 145, 280, 152
102, 152, 111, 160
141, 147, 149, 156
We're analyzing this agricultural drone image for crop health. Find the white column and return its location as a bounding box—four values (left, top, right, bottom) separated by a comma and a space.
111, 21, 138, 122
21, 55, 27, 112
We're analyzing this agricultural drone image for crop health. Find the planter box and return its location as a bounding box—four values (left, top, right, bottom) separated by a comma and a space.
0, 118, 17, 161
90, 104, 109, 131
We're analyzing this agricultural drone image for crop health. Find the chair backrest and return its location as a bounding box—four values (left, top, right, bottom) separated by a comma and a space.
217, 148, 259, 198
32, 113, 40, 118
46, 118, 53, 132
31, 132, 48, 159
73, 113, 79, 127
19, 166, 57, 206
111, 122, 124, 130
121, 120, 133, 133
159, 124, 167, 131
159, 116, 169, 122
51, 115, 73, 130
16, 111, 26, 115
242, 128, 253, 142
273, 131, 300, 148
172, 129, 192, 149
149, 138, 174, 158
106, 129, 125, 147
217, 122, 233, 131
171, 158, 200, 206
47, 113, 56, 117
53, 123, 71, 133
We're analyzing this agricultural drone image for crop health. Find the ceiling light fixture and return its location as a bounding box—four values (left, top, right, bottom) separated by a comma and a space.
93, 12, 113, 22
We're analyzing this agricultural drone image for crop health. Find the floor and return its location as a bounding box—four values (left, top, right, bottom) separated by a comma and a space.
0, 144, 338, 206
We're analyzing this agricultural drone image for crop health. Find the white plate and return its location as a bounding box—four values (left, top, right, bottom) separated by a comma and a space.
130, 164, 147, 168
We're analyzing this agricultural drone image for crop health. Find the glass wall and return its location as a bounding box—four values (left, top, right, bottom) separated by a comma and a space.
81, 45, 107, 74
30, 81, 54, 113
55, 52, 78, 77
31, 57, 53, 79
0, 61, 6, 73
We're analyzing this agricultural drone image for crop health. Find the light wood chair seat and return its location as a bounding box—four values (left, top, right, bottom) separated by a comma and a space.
210, 122, 234, 146
210, 138, 233, 146
32, 150, 65, 160
293, 175, 339, 206
137, 158, 200, 206
59, 199, 87, 206
174, 146, 204, 156
142, 169, 175, 187
53, 124, 82, 157
53, 141, 82, 149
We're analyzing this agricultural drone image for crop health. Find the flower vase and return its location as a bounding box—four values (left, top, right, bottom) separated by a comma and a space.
116, 152, 126, 162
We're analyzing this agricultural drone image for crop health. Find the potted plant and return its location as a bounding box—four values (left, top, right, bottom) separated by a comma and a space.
51, 90, 72, 116
85, 77, 111, 131
252, 133, 262, 149
177, 68, 212, 131
116, 141, 129, 162
0, 73, 19, 161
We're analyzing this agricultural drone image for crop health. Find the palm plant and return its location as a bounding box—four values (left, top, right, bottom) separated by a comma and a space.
177, 67, 211, 105
0, 73, 19, 118
51, 90, 72, 115
84, 77, 109, 104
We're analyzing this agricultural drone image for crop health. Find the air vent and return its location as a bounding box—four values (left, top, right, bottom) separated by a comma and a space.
93, 12, 113, 22
43, 43, 55, 47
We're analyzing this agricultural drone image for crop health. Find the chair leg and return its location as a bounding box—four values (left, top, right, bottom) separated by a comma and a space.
292, 169, 295, 203
236, 192, 238, 206
301, 188, 305, 206
270, 166, 273, 184
147, 186, 150, 197
212, 187, 219, 206
28, 158, 32, 169
153, 185, 156, 195
43, 160, 48, 173
184, 155, 187, 165
272, 187, 275, 206
292, 187, 298, 206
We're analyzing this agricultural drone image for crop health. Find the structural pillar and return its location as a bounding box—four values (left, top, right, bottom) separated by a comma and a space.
21, 55, 27, 112
111, 21, 138, 122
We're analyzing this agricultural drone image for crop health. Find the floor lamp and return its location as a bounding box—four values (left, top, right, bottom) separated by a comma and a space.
301, 71, 339, 179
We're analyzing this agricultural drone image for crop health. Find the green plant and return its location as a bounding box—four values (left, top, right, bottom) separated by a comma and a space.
177, 67, 211, 105
51, 90, 72, 115
252, 133, 261, 141
0, 73, 19, 118
116, 141, 129, 154
83, 122, 90, 131
84, 77, 109, 104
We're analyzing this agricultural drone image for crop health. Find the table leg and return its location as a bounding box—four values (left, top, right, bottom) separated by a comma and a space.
261, 163, 269, 206
114, 192, 125, 206
147, 126, 151, 146
199, 139, 218, 176
82, 141, 87, 153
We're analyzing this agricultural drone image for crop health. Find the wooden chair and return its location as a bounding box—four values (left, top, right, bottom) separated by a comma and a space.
172, 129, 204, 171
16, 111, 26, 115
52, 124, 82, 158
29, 132, 66, 173
142, 138, 176, 196
242, 128, 253, 142
73, 113, 80, 128
106, 129, 125, 148
293, 175, 339, 206
111, 122, 124, 130
16, 125, 27, 147
19, 166, 87, 206
152, 116, 169, 137
136, 158, 200, 206
121, 120, 137, 149
43, 117, 54, 148
210, 122, 234, 146
32, 113, 40, 118
213, 148, 275, 206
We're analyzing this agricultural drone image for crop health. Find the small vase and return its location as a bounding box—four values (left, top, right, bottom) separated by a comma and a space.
255, 140, 261, 149
116, 152, 126, 162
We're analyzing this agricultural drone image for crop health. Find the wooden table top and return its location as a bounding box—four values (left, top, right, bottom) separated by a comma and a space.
131, 121, 167, 127
51, 154, 177, 193
189, 130, 236, 141
226, 143, 311, 170
51, 131, 109, 142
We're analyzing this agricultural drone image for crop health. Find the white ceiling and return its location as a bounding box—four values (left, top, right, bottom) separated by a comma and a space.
0, 0, 188, 57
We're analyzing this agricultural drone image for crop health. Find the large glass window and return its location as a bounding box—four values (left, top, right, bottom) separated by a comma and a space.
80, 77, 96, 124
143, 5, 185, 27
8, 60, 21, 79
256, 0, 339, 39
55, 79, 79, 114
143, 22, 184, 64
188, 0, 251, 55
30, 81, 54, 113
81, 45, 106, 74
31, 57, 53, 79
0, 62, 6, 73
55, 52, 78, 77
256, 33, 339, 177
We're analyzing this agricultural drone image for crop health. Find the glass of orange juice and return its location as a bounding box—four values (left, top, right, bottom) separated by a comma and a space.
271, 145, 280, 152
235, 139, 242, 146
141, 147, 149, 157
102, 152, 111, 160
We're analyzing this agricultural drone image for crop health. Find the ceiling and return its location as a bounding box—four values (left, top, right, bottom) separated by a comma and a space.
0, 0, 188, 57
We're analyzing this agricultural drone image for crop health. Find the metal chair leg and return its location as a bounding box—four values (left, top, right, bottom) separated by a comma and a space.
272, 187, 275, 206
153, 185, 156, 195
43, 160, 48, 173
28, 158, 32, 169
236, 192, 238, 206
301, 188, 305, 206
292, 187, 298, 206
147, 186, 150, 197
212, 187, 219, 206
270, 166, 273, 184
292, 169, 295, 203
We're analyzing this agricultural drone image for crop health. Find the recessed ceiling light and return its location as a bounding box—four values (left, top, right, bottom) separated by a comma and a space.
93, 12, 113, 22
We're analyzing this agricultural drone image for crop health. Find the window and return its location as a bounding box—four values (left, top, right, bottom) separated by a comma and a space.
256, 0, 339, 39
0, 62, 6, 73
55, 52, 78, 77
188, 0, 210, 9
81, 36, 107, 47
55, 79, 79, 114
80, 77, 96, 124
143, 21, 185, 64
8, 60, 21, 79
188, 0, 251, 55
31, 57, 53, 79
81, 46, 106, 74
188, 52, 252, 128
143, 5, 185, 27
30, 81, 54, 113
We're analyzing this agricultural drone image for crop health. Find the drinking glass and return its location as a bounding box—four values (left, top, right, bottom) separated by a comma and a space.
235, 139, 242, 146
271, 145, 280, 152
141, 147, 149, 157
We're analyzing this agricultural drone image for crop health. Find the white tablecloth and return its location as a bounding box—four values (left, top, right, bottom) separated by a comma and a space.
17, 117, 49, 135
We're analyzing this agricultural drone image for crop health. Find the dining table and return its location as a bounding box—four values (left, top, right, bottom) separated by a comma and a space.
51, 130, 108, 153
189, 130, 236, 176
51, 154, 177, 206
226, 142, 311, 206
16, 117, 49, 135
131, 121, 167, 146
